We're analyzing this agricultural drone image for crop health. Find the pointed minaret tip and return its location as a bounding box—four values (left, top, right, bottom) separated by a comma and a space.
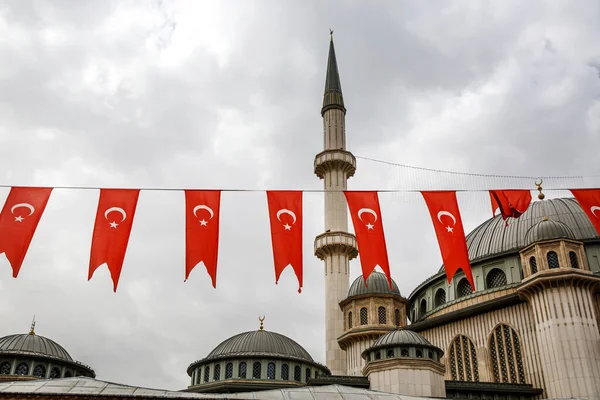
322, 30, 346, 116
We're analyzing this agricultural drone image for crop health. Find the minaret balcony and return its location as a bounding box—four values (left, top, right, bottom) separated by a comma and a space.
314, 150, 356, 179
314, 231, 358, 260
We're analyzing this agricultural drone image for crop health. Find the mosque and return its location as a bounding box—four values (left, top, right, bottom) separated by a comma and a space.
1, 36, 600, 400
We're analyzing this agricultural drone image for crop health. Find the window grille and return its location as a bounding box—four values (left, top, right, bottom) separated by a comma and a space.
394, 309, 401, 326
213, 364, 220, 381
238, 362, 246, 378
203, 366, 210, 383
294, 366, 301, 381
387, 349, 394, 358
49, 367, 61, 379
489, 324, 526, 384
33, 365, 45, 378
529, 256, 538, 274
435, 289, 446, 307
15, 363, 28, 375
225, 363, 233, 379
569, 251, 579, 268
457, 278, 473, 298
419, 299, 427, 316
281, 364, 289, 380
378, 306, 386, 324
360, 307, 368, 325
252, 362, 261, 379
401, 349, 409, 357
547, 251, 559, 268
305, 368, 311, 382
348, 312, 353, 329
448, 335, 479, 382
267, 363, 275, 379
486, 268, 507, 288
0, 362, 10, 375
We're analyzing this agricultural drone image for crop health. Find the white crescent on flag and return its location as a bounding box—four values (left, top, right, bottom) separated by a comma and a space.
193, 204, 214, 219
11, 203, 35, 216
591, 206, 600, 218
104, 207, 127, 222
358, 208, 378, 222
437, 210, 456, 226
276, 209, 296, 225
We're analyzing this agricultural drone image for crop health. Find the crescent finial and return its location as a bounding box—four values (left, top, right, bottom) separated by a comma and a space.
29, 315, 36, 335
259, 315, 265, 330
535, 178, 545, 200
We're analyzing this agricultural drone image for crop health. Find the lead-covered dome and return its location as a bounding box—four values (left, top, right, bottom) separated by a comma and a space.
372, 329, 432, 348
347, 271, 401, 298
524, 218, 576, 247
0, 334, 72, 362
205, 330, 313, 362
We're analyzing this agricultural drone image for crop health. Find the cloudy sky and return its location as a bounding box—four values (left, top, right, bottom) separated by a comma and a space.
0, 0, 599, 391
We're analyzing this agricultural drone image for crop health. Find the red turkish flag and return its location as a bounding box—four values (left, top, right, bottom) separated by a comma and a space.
344, 191, 392, 289
570, 189, 600, 235
421, 191, 474, 289
184, 190, 221, 287
0, 187, 52, 277
89, 189, 140, 292
266, 191, 303, 293
489, 190, 532, 225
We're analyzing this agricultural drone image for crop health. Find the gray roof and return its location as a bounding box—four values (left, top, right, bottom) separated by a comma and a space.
0, 376, 447, 399
439, 198, 598, 272
0, 333, 72, 362
372, 329, 432, 348
347, 271, 401, 298
204, 329, 313, 363
322, 36, 346, 115
524, 218, 576, 246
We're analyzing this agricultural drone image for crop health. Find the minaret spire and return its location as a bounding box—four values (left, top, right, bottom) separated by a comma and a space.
322, 31, 346, 116
314, 32, 357, 376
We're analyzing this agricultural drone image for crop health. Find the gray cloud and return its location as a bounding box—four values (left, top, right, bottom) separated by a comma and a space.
0, 0, 599, 391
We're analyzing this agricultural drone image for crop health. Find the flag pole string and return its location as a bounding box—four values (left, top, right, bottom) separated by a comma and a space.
0, 155, 597, 193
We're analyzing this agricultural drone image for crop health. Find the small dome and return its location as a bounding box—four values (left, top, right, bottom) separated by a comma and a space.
372, 329, 432, 348
0, 333, 72, 362
347, 271, 400, 298
524, 218, 576, 247
204, 330, 313, 362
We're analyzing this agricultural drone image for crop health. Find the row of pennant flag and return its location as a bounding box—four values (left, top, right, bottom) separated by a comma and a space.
1, 186, 600, 293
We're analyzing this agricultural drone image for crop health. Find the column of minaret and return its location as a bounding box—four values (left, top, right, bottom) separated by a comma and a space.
314, 33, 358, 376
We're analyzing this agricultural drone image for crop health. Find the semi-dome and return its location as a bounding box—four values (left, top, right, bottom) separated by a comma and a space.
524, 218, 576, 247
439, 198, 598, 272
347, 271, 401, 298
0, 333, 73, 362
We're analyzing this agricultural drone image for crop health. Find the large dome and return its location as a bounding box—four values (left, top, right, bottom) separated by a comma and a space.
0, 333, 72, 362
204, 330, 314, 362
347, 271, 401, 298
440, 198, 598, 271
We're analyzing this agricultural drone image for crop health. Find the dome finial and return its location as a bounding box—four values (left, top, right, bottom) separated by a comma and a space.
259, 315, 265, 330
329, 28, 334, 41
535, 179, 549, 220
29, 315, 36, 335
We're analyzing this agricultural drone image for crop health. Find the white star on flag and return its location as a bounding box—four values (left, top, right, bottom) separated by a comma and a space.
284, 223, 291, 230
14, 216, 24, 222
366, 223, 374, 230
446, 226, 453, 233
200, 219, 208, 226
109, 221, 118, 229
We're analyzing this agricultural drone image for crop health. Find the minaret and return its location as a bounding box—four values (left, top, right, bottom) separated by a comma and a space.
314, 31, 358, 376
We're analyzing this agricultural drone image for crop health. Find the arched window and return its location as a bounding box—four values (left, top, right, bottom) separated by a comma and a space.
547, 251, 559, 269
213, 364, 220, 381
252, 362, 261, 379
489, 324, 526, 384
375, 351, 381, 360
410, 309, 415, 322
378, 306, 386, 324
486, 268, 507, 288
394, 309, 401, 326
15, 363, 28, 375
294, 366, 301, 381
267, 362, 275, 379
281, 364, 289, 380
569, 251, 579, 269
529, 256, 538, 274
435, 288, 446, 307
401, 349, 409, 357
225, 362, 233, 379
448, 335, 479, 382
457, 278, 473, 298
203, 366, 210, 383
386, 349, 394, 358
305, 368, 311, 382
0, 362, 10, 375
419, 299, 427, 316
348, 312, 353, 329
49, 367, 61, 379
64, 371, 72, 378
33, 365, 46, 378
360, 307, 368, 325
238, 362, 246, 378
416, 349, 422, 358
